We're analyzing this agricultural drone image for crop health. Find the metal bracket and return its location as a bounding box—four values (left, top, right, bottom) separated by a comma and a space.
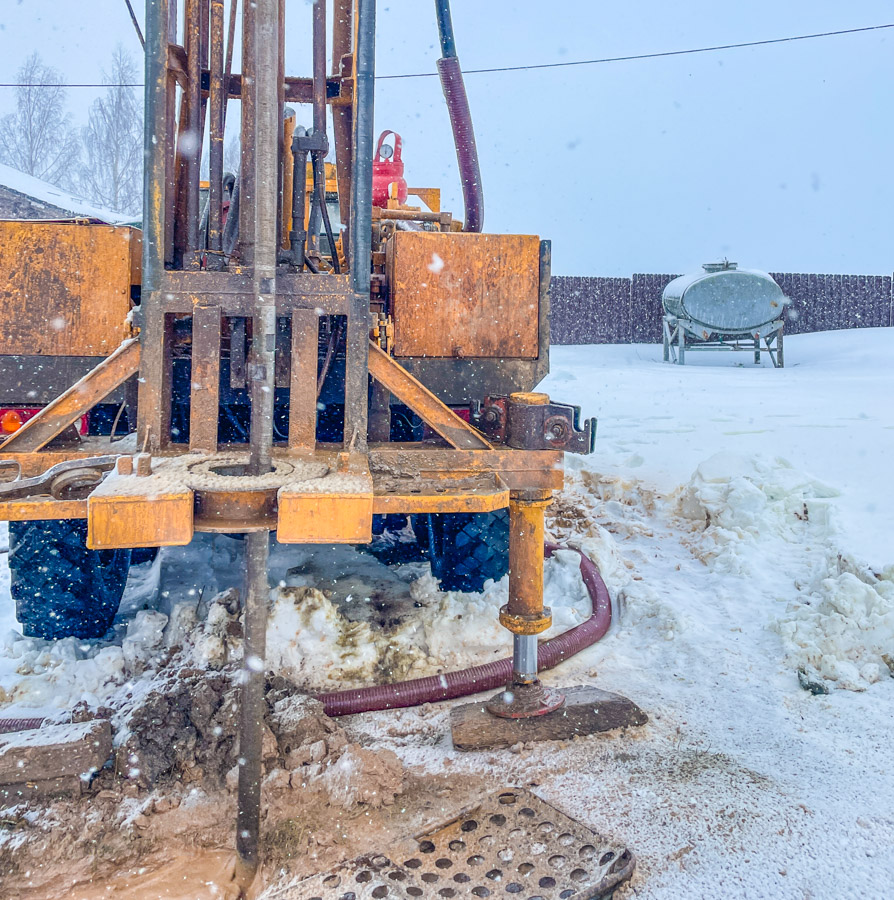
0, 456, 118, 502
477, 394, 596, 453
292, 126, 329, 155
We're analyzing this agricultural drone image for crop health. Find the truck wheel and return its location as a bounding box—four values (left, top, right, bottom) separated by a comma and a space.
413, 509, 510, 592
8, 520, 132, 641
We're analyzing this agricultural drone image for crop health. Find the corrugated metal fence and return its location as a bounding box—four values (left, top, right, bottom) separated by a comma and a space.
550, 272, 894, 344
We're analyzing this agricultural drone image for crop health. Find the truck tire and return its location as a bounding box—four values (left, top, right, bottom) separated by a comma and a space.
413, 509, 510, 592
8, 520, 132, 641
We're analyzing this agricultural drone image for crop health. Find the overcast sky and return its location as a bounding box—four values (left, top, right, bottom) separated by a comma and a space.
1, 0, 892, 277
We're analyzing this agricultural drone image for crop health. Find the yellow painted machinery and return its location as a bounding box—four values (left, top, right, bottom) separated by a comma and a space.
0, 0, 602, 891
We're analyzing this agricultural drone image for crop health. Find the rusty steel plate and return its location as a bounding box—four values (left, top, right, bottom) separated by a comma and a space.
278, 789, 634, 899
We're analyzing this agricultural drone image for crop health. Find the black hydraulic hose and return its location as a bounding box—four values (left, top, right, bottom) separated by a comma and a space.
317, 318, 346, 398
222, 175, 241, 256
290, 131, 309, 267
314, 151, 341, 273
307, 157, 323, 248
435, 0, 457, 58
435, 0, 483, 232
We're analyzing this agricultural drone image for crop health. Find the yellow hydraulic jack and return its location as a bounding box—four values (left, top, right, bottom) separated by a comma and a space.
490, 491, 564, 716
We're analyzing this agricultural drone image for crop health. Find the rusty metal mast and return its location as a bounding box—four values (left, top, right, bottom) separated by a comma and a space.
0, 0, 604, 891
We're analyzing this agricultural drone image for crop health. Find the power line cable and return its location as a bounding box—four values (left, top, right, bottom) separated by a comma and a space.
0, 21, 891, 88
380, 22, 894, 79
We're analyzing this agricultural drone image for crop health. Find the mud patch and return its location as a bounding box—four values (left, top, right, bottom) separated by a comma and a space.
115, 668, 240, 788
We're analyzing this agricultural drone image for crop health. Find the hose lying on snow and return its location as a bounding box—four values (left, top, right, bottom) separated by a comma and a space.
0, 547, 613, 731
0, 716, 46, 735
316, 543, 612, 717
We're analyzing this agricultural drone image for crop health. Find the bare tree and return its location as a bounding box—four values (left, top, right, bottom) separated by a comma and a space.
0, 53, 80, 186
75, 46, 143, 216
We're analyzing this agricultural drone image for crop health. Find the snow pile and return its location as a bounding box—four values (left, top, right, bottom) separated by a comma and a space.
265, 585, 412, 686
0, 632, 126, 710
677, 451, 894, 690
264, 548, 592, 690
773, 568, 894, 690
190, 588, 243, 669
678, 452, 839, 572
121, 610, 168, 674
549, 468, 688, 645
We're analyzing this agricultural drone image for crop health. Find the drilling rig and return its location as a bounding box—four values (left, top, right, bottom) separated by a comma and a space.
0, 0, 609, 891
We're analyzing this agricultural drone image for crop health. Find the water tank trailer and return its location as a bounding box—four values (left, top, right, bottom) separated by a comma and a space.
662, 261, 786, 366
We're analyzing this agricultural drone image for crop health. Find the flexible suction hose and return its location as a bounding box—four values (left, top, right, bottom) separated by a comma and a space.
435, 0, 483, 232
437, 57, 483, 233
316, 543, 612, 717
0, 548, 611, 731
0, 717, 46, 734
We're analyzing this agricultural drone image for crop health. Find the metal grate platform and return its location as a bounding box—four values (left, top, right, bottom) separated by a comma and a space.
282, 788, 634, 899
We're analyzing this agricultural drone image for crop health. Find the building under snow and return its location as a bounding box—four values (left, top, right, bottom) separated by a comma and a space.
0, 162, 126, 223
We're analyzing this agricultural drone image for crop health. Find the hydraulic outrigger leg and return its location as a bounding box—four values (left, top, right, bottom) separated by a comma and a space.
488, 492, 565, 718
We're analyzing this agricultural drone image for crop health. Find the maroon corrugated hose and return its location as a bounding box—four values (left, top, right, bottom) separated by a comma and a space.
437, 55, 483, 233
0, 547, 612, 731
316, 543, 612, 717
0, 716, 46, 734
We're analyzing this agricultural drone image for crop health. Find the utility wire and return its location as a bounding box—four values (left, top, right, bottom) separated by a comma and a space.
0, 83, 142, 88
380, 22, 894, 79
0, 21, 891, 88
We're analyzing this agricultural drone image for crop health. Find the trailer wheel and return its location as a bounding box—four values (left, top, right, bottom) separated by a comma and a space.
8, 520, 132, 641
414, 509, 510, 593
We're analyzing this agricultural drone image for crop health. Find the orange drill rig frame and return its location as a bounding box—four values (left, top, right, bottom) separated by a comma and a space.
0, 1, 642, 891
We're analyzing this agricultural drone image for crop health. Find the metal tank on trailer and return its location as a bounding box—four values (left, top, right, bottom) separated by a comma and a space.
662, 260, 786, 366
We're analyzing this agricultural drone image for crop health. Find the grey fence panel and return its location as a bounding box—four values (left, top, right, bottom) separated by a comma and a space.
630, 274, 677, 343
771, 272, 892, 334
550, 271, 893, 344
861, 274, 892, 328
549, 276, 633, 344
770, 273, 803, 334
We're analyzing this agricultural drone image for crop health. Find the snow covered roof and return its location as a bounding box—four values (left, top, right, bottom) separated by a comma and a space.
0, 162, 131, 224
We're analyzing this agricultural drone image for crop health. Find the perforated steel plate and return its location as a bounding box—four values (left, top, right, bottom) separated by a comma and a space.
281, 788, 634, 899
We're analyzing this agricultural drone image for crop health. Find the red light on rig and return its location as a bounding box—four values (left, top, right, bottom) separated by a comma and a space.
0, 410, 23, 433
0, 409, 87, 437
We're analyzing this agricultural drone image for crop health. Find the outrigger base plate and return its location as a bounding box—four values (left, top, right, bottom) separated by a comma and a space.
450, 685, 647, 752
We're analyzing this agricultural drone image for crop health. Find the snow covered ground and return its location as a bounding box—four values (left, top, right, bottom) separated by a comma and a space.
543, 327, 893, 569
0, 327, 892, 899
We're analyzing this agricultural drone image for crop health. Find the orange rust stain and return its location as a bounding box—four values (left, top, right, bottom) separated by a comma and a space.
0, 221, 139, 357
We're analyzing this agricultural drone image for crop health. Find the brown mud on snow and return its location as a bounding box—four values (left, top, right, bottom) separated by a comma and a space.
0, 663, 495, 899
2, 763, 494, 899
0, 481, 636, 899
